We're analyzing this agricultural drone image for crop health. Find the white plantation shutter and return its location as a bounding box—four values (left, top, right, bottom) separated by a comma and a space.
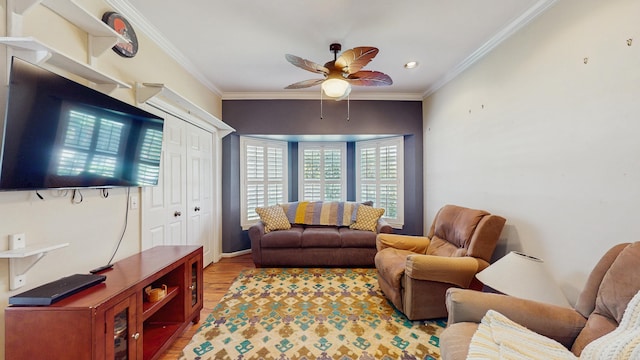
298, 143, 346, 201
379, 144, 399, 219
359, 147, 377, 204
324, 149, 342, 201
303, 183, 321, 201
379, 184, 398, 219
245, 144, 265, 222
303, 149, 321, 180
267, 147, 283, 180
246, 145, 264, 181
241, 137, 288, 228
267, 147, 284, 206
356, 136, 404, 227
302, 148, 321, 200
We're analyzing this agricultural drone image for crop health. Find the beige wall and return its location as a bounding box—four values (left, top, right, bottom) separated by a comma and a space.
0, 0, 221, 357
424, 0, 639, 305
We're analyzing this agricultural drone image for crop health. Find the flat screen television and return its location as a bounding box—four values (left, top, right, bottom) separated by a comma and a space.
0, 57, 164, 191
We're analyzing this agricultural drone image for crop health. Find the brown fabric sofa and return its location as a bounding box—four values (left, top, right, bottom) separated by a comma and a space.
439, 241, 640, 360
249, 219, 393, 267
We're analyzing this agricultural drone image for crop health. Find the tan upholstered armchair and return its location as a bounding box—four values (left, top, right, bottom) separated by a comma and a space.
439, 242, 640, 360
374, 204, 506, 320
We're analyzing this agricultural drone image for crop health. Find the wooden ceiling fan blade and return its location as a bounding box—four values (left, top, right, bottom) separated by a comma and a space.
347, 71, 393, 86
285, 78, 325, 89
335, 47, 379, 74
285, 54, 330, 75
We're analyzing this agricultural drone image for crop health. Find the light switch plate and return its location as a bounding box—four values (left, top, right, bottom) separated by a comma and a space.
130, 195, 138, 210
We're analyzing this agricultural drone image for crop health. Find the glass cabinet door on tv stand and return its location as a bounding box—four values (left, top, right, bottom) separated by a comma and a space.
188, 254, 203, 323
106, 295, 139, 359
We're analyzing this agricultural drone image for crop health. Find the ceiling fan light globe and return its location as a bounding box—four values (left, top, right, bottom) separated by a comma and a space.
322, 78, 351, 98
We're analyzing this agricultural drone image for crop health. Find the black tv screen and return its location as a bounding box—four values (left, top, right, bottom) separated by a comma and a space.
0, 57, 164, 191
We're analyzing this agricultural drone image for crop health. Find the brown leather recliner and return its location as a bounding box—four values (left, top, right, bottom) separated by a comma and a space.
374, 204, 506, 320
440, 242, 640, 360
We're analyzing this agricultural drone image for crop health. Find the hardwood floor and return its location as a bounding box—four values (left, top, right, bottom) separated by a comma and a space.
158, 253, 255, 360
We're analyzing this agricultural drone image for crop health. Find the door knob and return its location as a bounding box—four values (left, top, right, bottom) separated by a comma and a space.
194, 206, 201, 212
132, 332, 140, 340
174, 211, 182, 217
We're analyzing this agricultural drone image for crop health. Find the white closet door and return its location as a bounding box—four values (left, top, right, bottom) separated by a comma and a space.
142, 113, 187, 248
186, 125, 214, 265
141, 106, 220, 267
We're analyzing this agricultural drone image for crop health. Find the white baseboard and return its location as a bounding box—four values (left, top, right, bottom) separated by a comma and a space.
220, 249, 252, 258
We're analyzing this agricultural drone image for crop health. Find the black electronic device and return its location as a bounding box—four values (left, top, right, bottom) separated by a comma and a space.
89, 263, 114, 274
9, 273, 107, 306
0, 56, 165, 191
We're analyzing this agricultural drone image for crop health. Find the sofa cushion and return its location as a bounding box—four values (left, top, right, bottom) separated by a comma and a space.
374, 247, 413, 310
255, 205, 291, 233
261, 225, 304, 248
430, 205, 488, 254
350, 205, 385, 232
340, 227, 377, 247
580, 289, 640, 359
301, 226, 341, 247
572, 242, 640, 355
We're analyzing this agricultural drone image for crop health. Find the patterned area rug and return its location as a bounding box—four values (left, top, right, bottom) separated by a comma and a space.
180, 268, 445, 360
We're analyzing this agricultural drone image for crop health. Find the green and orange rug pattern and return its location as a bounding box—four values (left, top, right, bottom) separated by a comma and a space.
180, 267, 445, 360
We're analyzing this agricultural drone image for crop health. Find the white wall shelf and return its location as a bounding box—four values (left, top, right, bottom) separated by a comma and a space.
0, 242, 69, 258
8, 0, 126, 56
41, 0, 127, 57
0, 37, 131, 93
136, 83, 235, 137
0, 242, 69, 290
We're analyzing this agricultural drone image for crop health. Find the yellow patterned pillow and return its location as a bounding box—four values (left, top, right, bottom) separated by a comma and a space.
349, 205, 385, 232
255, 205, 291, 233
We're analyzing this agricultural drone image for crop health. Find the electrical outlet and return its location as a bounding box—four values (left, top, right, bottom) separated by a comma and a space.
9, 233, 26, 250
129, 195, 138, 210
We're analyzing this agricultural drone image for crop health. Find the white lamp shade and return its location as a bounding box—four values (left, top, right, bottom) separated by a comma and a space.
321, 78, 351, 98
476, 251, 571, 308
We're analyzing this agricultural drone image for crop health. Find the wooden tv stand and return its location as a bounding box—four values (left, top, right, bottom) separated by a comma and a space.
5, 245, 203, 360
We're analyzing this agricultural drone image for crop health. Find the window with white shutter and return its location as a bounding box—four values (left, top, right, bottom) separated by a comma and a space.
240, 137, 288, 228
298, 142, 346, 201
356, 136, 404, 228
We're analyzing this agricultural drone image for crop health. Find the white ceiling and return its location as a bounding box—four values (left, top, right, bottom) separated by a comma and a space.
107, 0, 556, 100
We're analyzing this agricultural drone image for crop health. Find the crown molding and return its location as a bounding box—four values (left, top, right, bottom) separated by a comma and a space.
106, 0, 557, 102
422, 0, 558, 98
104, 0, 223, 97
222, 91, 425, 101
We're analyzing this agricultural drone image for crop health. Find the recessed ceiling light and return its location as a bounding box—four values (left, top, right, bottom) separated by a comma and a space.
404, 61, 419, 69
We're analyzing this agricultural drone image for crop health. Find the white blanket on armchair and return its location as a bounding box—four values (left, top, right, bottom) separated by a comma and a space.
466, 291, 640, 360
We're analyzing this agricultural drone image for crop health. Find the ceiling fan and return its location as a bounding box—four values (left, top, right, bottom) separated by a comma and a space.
285, 43, 393, 100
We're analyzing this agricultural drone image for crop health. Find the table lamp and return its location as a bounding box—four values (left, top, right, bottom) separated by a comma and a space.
475, 251, 571, 308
